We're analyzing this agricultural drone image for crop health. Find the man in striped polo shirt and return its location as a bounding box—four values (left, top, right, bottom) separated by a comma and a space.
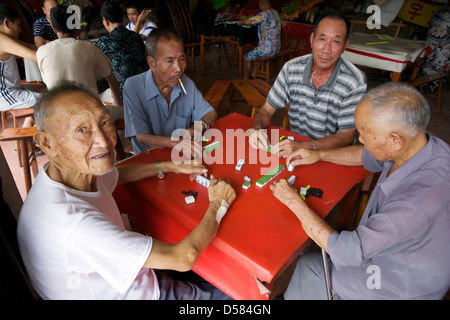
249, 10, 367, 158
33, 0, 58, 48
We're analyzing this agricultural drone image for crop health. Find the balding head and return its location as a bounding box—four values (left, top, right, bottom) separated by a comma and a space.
33, 82, 117, 180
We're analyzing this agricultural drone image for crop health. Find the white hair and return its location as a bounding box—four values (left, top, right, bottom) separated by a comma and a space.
363, 82, 430, 137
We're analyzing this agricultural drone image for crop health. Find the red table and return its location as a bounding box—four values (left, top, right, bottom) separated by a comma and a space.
113, 113, 369, 299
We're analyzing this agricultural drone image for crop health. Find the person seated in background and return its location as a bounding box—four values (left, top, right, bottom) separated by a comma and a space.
123, 27, 217, 155
272, 82, 450, 299
96, 1, 148, 100
17, 82, 236, 300
237, 0, 281, 80
0, 4, 41, 126
37, 5, 122, 119
249, 9, 366, 157
125, 0, 157, 43
33, 0, 58, 48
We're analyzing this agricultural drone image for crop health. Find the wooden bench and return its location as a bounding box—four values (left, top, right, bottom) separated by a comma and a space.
231, 79, 266, 118
204, 80, 232, 114
0, 127, 38, 193
254, 48, 297, 83
247, 79, 290, 130
407, 72, 449, 115
1, 107, 35, 130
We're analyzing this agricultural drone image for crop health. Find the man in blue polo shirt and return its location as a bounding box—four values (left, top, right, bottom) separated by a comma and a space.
123, 27, 217, 155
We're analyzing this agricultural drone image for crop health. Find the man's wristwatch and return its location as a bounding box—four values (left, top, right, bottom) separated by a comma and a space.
155, 161, 166, 179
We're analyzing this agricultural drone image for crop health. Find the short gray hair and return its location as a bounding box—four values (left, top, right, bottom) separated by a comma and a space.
363, 82, 430, 137
34, 81, 98, 131
145, 27, 184, 59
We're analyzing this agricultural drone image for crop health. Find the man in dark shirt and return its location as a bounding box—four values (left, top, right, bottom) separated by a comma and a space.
95, 1, 148, 98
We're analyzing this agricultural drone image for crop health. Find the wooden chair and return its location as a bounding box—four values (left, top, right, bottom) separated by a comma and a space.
161, 0, 226, 74
248, 79, 290, 130
1, 108, 35, 168
407, 72, 449, 115
0, 127, 38, 194
254, 49, 297, 83
1, 107, 35, 131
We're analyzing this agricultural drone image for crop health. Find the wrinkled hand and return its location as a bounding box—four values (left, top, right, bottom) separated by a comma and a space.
269, 179, 303, 208
249, 128, 269, 151
271, 139, 301, 158
286, 148, 321, 169
208, 175, 236, 207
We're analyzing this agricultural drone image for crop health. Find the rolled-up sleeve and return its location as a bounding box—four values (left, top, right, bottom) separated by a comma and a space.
327, 230, 363, 269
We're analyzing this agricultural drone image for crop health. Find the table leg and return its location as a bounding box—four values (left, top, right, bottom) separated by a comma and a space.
18, 139, 32, 193
390, 72, 402, 82
200, 34, 206, 76
238, 46, 244, 78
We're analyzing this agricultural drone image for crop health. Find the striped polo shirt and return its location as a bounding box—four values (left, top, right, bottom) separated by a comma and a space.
267, 54, 367, 140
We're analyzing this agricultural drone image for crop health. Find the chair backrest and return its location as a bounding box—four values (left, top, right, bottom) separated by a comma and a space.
162, 0, 197, 44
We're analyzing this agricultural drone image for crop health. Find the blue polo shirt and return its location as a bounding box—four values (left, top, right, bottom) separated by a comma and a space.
123, 70, 214, 154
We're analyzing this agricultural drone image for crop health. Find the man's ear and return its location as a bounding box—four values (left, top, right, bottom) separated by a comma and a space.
147, 55, 156, 71
388, 132, 405, 151
34, 131, 55, 157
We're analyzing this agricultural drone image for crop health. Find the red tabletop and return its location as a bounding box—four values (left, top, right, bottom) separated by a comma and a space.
113, 113, 369, 299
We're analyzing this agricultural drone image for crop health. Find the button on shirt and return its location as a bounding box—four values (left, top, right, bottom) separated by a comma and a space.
327, 133, 450, 299
123, 71, 214, 154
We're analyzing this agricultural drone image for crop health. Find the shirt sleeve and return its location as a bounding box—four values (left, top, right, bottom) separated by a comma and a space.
337, 82, 367, 131
248, 12, 264, 25
66, 211, 152, 293
362, 147, 384, 173
266, 62, 291, 109
91, 44, 113, 78
185, 77, 214, 121
141, 21, 157, 37
328, 193, 429, 269
97, 166, 119, 193
33, 20, 45, 38
123, 79, 151, 139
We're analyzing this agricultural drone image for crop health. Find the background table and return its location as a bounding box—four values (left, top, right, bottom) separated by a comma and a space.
342, 32, 427, 81
113, 113, 369, 299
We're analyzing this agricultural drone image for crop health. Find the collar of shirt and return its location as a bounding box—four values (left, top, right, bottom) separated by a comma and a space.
302, 54, 342, 89
144, 69, 184, 101
110, 25, 127, 37
378, 132, 433, 196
